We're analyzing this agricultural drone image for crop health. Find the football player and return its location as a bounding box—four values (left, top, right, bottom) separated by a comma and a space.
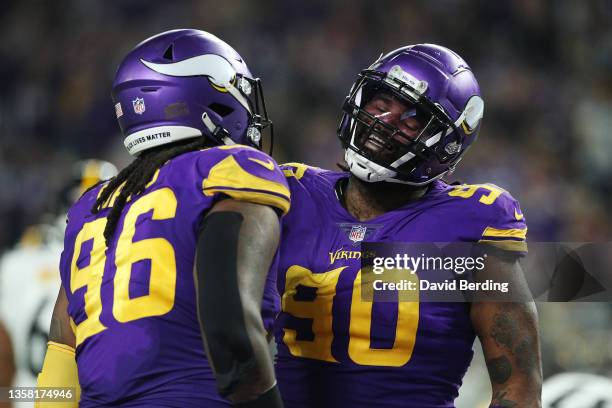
37, 30, 287, 407
0, 159, 116, 408
275, 45, 541, 407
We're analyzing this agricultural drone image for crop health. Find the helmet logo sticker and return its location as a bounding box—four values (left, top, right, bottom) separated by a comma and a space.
164, 102, 190, 119
386, 65, 428, 95
444, 141, 462, 155
133, 98, 146, 115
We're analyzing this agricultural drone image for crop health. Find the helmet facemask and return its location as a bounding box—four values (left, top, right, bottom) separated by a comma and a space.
203, 74, 274, 154
340, 70, 465, 185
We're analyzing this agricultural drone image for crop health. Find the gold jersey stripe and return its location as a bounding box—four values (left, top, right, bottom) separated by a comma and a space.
282, 162, 313, 180
478, 239, 528, 252
514, 209, 524, 221
203, 155, 290, 213
203, 187, 290, 215
249, 157, 275, 170
215, 144, 258, 152
482, 226, 527, 240
48, 341, 76, 356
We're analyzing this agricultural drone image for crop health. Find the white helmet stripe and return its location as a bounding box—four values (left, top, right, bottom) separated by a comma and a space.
140, 54, 236, 87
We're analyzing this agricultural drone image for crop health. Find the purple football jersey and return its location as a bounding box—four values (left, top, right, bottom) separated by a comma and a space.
274, 164, 527, 408
59, 145, 290, 407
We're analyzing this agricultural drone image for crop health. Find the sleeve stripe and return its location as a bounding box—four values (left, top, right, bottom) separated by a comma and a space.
203, 155, 291, 199
281, 162, 311, 180
479, 235, 525, 242
482, 226, 527, 240
48, 341, 76, 356
204, 187, 290, 214
203, 185, 289, 202
478, 239, 528, 252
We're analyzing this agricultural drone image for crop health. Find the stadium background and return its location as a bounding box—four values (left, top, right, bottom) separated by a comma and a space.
0, 1, 610, 406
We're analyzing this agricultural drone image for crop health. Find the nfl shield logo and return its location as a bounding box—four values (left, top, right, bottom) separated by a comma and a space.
348, 225, 367, 243
132, 98, 146, 115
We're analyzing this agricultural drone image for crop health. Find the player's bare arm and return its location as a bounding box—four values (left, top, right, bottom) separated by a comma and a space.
195, 198, 283, 407
471, 255, 542, 408
48, 286, 75, 348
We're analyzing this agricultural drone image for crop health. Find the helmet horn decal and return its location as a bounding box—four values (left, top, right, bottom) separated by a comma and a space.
140, 54, 236, 87
460, 95, 484, 131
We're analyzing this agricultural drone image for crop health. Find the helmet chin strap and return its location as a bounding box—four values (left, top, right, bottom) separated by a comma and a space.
344, 149, 447, 186
345, 149, 397, 183
201, 112, 236, 146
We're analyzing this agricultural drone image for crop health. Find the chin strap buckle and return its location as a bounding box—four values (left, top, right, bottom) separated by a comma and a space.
202, 112, 235, 146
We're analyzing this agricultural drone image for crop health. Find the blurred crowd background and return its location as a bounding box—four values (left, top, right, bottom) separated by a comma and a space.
0, 0, 610, 401
2, 0, 612, 245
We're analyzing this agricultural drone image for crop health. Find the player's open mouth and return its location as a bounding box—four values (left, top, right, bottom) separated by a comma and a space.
365, 134, 392, 151
364, 133, 409, 162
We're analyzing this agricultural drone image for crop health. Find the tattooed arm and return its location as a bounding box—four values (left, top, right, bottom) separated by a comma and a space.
471, 254, 542, 408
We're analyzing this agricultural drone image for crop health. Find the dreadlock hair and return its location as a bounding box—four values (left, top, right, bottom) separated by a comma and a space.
92, 137, 210, 247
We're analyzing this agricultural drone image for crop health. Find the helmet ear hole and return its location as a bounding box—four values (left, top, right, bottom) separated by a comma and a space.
163, 44, 174, 60
208, 103, 234, 118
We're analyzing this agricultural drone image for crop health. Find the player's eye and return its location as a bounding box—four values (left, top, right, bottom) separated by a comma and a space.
399, 109, 423, 130
403, 122, 419, 131
366, 100, 385, 112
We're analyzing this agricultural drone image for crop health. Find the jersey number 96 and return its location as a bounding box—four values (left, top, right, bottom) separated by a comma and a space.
69, 188, 177, 346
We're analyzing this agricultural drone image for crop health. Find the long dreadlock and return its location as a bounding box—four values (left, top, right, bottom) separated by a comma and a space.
92, 138, 210, 246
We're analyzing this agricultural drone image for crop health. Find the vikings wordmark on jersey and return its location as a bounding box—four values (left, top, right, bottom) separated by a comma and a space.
60, 146, 289, 407
274, 164, 527, 408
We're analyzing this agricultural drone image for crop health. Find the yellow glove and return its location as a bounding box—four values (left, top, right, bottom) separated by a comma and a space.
35, 342, 80, 408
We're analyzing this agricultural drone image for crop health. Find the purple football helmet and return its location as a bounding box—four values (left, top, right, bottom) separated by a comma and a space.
112, 29, 272, 156
338, 44, 484, 185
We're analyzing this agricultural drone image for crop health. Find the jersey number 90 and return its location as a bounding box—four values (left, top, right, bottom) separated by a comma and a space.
282, 266, 419, 367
